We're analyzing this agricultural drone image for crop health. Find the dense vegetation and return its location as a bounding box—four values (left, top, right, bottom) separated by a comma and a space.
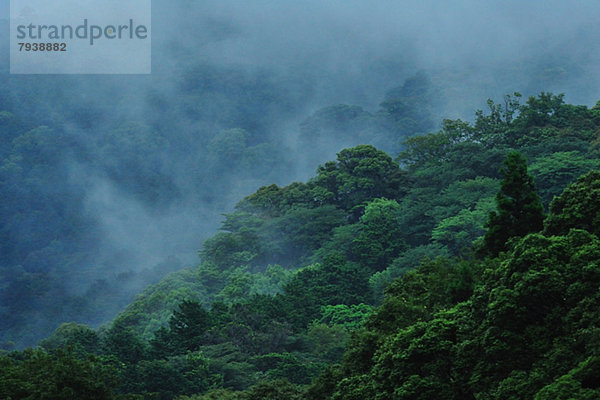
2, 92, 600, 398
0, 71, 434, 349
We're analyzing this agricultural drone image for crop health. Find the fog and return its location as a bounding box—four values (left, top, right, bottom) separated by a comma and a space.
1, 0, 600, 347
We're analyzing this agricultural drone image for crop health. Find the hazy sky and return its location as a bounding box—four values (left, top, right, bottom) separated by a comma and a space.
147, 0, 600, 108
2, 1, 600, 105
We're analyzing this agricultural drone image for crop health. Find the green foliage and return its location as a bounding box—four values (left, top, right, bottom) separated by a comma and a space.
432, 196, 495, 253
0, 348, 117, 399
313, 223, 362, 262
351, 198, 406, 271
369, 244, 451, 300
176, 388, 240, 400
10, 91, 600, 399
239, 379, 306, 400
483, 152, 545, 255
283, 257, 372, 329
425, 177, 499, 255
169, 300, 212, 353
544, 170, 600, 237
306, 324, 350, 361
534, 357, 600, 400
312, 145, 406, 215
516, 92, 567, 129
102, 324, 147, 364
318, 304, 374, 331
109, 267, 210, 340
313, 226, 600, 399
370, 307, 474, 400
427, 177, 499, 222
200, 232, 260, 270
260, 205, 347, 266
470, 229, 600, 397
472, 93, 521, 143
39, 322, 100, 355
529, 152, 600, 205
261, 353, 318, 384
247, 265, 293, 296
367, 257, 481, 335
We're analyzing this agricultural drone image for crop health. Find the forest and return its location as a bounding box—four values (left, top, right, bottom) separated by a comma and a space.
2, 91, 600, 399
3, 1, 600, 399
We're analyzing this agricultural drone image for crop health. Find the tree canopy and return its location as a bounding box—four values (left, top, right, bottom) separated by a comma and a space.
483, 151, 545, 256
4, 91, 600, 399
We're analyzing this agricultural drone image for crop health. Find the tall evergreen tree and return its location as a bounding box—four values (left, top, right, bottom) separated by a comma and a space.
169, 300, 212, 352
483, 152, 545, 256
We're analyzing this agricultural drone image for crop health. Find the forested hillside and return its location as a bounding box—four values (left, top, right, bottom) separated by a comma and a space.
0, 70, 436, 349
4, 0, 600, 349
3, 93, 600, 399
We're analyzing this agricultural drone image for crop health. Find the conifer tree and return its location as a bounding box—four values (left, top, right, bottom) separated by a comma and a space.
483, 152, 545, 256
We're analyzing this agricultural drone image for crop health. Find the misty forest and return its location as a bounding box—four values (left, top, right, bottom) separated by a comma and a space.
2, 1, 600, 399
